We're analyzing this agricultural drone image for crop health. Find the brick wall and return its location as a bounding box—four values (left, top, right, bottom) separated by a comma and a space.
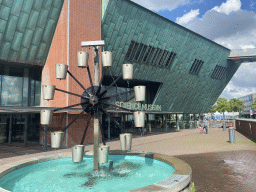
41, 0, 101, 146
40, 112, 101, 146
236, 119, 256, 142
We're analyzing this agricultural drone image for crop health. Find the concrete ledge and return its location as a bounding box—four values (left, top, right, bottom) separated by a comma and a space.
0, 150, 192, 192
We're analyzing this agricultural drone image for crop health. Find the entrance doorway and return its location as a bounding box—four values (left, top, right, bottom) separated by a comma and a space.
0, 113, 40, 144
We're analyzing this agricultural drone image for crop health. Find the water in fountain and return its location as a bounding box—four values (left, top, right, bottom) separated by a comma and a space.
0, 155, 175, 192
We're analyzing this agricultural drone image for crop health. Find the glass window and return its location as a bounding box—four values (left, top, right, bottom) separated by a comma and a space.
125, 41, 135, 60
155, 49, 164, 66
35, 80, 41, 106
134, 43, 143, 61
30, 79, 35, 106
137, 45, 148, 63
189, 59, 203, 75
166, 52, 176, 67
143, 46, 153, 63
0, 66, 2, 105
151, 48, 161, 65
22, 69, 29, 106
29, 67, 42, 106
1, 68, 24, 106
128, 42, 139, 61
147, 47, 157, 64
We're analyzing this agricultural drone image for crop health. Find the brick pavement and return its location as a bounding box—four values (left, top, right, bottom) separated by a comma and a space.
1, 128, 256, 192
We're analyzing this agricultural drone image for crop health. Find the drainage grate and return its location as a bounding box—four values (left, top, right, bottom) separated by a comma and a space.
155, 174, 188, 188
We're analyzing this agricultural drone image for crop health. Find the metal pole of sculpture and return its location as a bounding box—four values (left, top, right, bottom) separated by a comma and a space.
93, 46, 100, 170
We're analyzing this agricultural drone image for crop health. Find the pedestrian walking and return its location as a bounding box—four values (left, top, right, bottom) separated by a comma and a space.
200, 121, 204, 134
204, 118, 209, 134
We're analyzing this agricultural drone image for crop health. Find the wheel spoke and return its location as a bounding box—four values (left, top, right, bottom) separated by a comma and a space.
86, 66, 95, 95
62, 110, 85, 132
99, 107, 123, 132
54, 101, 88, 112
99, 90, 134, 101
67, 70, 91, 96
55, 88, 89, 99
98, 74, 122, 98
80, 114, 92, 145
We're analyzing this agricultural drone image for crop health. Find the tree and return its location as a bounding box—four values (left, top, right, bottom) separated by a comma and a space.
229, 98, 244, 111
215, 98, 230, 120
229, 98, 244, 119
209, 105, 217, 119
251, 98, 256, 110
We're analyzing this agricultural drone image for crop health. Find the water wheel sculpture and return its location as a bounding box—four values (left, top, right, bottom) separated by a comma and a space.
40, 41, 146, 170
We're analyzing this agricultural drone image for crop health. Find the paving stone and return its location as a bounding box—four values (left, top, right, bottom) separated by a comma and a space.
42, 19, 55, 42
2, 0, 13, 7
32, 27, 43, 46
0, 41, 11, 59
27, 45, 38, 62
36, 42, 47, 59
22, 29, 33, 48
52, 0, 63, 9
22, 0, 34, 14
33, 0, 44, 12
49, 7, 60, 20
11, 31, 23, 51
27, 10, 40, 30
0, 33, 3, 46
10, 0, 24, 17
0, 5, 11, 20
4, 15, 18, 42
8, 49, 19, 61
16, 12, 29, 33
37, 9, 49, 28
0, 19, 7, 33
18, 47, 28, 62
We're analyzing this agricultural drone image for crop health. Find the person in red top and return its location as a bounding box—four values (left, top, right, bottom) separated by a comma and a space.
203, 118, 209, 134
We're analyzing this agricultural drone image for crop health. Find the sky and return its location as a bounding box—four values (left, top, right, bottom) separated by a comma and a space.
132, 0, 256, 100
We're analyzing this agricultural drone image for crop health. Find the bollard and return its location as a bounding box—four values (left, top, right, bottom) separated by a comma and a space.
229, 127, 236, 143
223, 122, 226, 131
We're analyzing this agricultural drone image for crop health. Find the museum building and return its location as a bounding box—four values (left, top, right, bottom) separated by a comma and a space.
0, 0, 244, 147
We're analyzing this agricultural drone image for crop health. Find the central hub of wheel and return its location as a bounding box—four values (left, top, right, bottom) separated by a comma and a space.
90, 96, 98, 105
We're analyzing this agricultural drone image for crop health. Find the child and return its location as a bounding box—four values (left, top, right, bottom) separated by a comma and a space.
200, 121, 204, 134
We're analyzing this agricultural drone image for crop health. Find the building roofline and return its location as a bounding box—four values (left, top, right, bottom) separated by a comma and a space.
123, 0, 230, 51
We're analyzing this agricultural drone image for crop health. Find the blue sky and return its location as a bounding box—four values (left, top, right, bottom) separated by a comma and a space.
132, 0, 256, 100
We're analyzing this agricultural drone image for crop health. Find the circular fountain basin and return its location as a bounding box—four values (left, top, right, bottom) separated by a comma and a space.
0, 150, 191, 192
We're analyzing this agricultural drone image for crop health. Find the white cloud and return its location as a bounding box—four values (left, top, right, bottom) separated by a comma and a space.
175, 0, 256, 100
211, 0, 241, 15
132, 0, 203, 12
176, 9, 200, 25
250, 0, 256, 10
214, 29, 256, 49
241, 45, 255, 49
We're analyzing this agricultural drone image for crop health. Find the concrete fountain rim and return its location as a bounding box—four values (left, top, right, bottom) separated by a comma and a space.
0, 150, 192, 192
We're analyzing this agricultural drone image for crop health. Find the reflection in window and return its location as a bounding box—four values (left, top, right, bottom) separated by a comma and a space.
0, 67, 2, 105
104, 86, 134, 105
35, 80, 41, 106
23, 69, 29, 106
0, 66, 42, 106
30, 79, 35, 106
1, 68, 24, 106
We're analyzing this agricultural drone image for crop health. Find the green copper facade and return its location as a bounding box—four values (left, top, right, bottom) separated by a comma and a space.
0, 0, 64, 66
101, 0, 241, 113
